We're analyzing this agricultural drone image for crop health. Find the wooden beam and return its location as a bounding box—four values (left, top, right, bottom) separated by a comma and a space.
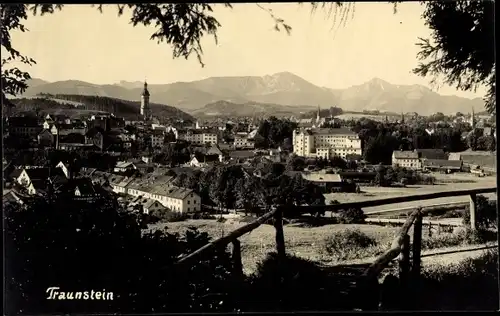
231, 239, 243, 280
174, 208, 276, 266
295, 186, 496, 214
363, 210, 419, 279
274, 207, 286, 257
399, 235, 410, 284
412, 211, 423, 280
469, 193, 477, 230
399, 234, 410, 309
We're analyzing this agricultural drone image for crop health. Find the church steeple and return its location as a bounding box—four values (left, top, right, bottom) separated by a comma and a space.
471, 106, 476, 129
142, 81, 150, 97
316, 105, 320, 122
401, 112, 405, 124
140, 80, 151, 119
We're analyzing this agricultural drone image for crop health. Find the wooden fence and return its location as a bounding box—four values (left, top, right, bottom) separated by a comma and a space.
175, 186, 496, 308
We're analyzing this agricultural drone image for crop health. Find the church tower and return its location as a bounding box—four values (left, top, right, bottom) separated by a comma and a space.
140, 81, 151, 119
471, 106, 476, 129
316, 105, 321, 123
401, 112, 405, 124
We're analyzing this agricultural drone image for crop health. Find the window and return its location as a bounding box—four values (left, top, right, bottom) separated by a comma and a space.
187, 200, 190, 205
187, 207, 190, 212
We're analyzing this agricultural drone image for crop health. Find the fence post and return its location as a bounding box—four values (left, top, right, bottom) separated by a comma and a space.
231, 239, 243, 280
399, 234, 410, 309
412, 212, 423, 280
274, 207, 286, 258
469, 194, 477, 231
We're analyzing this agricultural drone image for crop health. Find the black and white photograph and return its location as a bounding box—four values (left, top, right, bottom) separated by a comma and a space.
2, 2, 497, 314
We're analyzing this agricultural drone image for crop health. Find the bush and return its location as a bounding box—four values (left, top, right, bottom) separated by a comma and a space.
150, 209, 189, 222
245, 252, 329, 311
337, 208, 366, 224
323, 228, 378, 260
416, 249, 499, 310
421, 227, 497, 250
190, 212, 216, 220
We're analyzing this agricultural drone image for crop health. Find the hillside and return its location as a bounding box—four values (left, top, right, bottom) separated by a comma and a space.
7, 95, 194, 121
21, 73, 486, 115
191, 100, 317, 117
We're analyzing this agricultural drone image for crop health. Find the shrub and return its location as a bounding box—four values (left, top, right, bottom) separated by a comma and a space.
416, 249, 499, 310
190, 212, 216, 220
150, 209, 189, 222
245, 252, 329, 311
337, 207, 366, 224
323, 228, 378, 260
421, 227, 497, 250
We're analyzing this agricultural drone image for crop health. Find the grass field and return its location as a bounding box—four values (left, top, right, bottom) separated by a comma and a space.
325, 173, 496, 213
146, 172, 496, 275
147, 220, 399, 274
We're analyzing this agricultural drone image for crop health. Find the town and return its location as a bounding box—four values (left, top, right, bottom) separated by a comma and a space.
3, 82, 496, 213
2, 2, 497, 315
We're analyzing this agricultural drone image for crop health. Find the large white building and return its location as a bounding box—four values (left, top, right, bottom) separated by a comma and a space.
292, 127, 362, 159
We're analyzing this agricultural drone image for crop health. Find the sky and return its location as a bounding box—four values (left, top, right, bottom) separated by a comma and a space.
8, 3, 487, 98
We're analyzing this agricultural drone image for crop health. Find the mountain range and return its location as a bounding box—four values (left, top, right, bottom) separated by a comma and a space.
19, 72, 485, 116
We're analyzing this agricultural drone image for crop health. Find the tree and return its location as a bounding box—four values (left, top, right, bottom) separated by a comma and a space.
4, 191, 236, 314
412, 1, 495, 115
285, 155, 306, 171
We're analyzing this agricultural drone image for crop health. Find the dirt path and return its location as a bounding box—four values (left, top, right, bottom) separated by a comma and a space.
420, 243, 497, 266
326, 242, 498, 268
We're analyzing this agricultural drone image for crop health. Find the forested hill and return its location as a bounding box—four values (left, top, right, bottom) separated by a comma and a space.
8, 94, 194, 122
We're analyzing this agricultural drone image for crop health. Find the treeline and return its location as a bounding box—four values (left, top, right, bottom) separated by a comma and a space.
173, 162, 325, 214
348, 119, 486, 164
53, 94, 194, 122
299, 106, 343, 119
254, 116, 298, 149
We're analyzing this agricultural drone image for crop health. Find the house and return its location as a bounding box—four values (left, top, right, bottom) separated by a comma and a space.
422, 159, 463, 173
85, 127, 106, 150
154, 186, 201, 213
89, 171, 114, 186
151, 129, 165, 148
114, 161, 138, 173
38, 129, 54, 147
7, 116, 42, 138
188, 153, 220, 168
448, 152, 462, 161
392, 150, 421, 170
205, 143, 227, 162
57, 178, 101, 201
109, 175, 135, 194
416, 149, 447, 160
228, 150, 256, 163
17, 168, 51, 187
183, 129, 219, 145
114, 175, 199, 213
234, 132, 255, 149
138, 198, 166, 214
56, 161, 76, 179
299, 172, 349, 193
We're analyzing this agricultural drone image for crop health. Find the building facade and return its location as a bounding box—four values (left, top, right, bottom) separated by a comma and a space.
292, 128, 362, 159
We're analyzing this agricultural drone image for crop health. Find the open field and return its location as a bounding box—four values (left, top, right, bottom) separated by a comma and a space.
325, 173, 496, 214
147, 220, 399, 274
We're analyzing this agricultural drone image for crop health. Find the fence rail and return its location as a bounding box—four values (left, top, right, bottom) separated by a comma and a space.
174, 186, 496, 309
